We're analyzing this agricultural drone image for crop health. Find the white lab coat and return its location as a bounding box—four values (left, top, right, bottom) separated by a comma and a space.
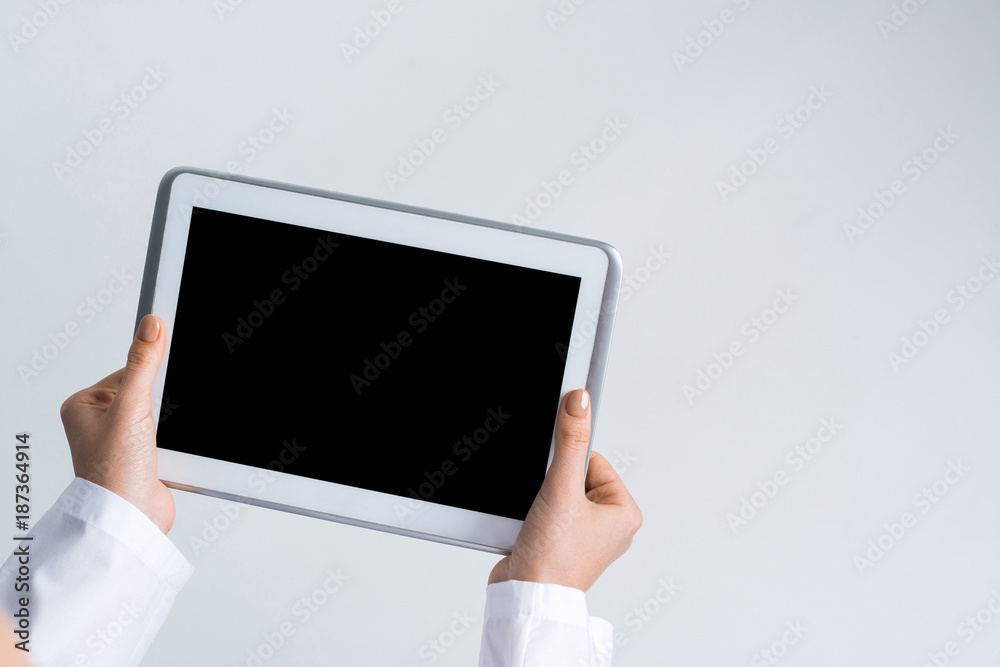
0, 478, 614, 666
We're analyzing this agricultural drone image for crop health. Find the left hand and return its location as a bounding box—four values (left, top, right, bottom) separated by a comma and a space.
60, 314, 175, 533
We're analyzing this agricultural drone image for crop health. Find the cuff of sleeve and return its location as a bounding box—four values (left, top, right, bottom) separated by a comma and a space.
54, 477, 194, 591
485, 580, 598, 627
591, 615, 614, 653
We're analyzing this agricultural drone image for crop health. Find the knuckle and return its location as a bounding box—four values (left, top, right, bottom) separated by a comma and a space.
630, 505, 644, 532
557, 422, 591, 452
60, 394, 79, 423
126, 346, 156, 369
59, 394, 76, 422
619, 502, 643, 534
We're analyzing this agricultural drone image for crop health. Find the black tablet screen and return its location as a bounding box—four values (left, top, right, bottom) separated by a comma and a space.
157, 207, 581, 521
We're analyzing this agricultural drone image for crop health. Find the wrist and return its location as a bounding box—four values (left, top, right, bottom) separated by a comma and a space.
80, 474, 174, 534
490, 561, 591, 591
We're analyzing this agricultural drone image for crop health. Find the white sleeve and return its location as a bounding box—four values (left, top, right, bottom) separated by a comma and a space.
478, 580, 614, 667
0, 478, 194, 667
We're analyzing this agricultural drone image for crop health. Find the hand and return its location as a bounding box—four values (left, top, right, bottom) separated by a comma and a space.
60, 314, 175, 534
489, 389, 642, 591
0, 614, 30, 667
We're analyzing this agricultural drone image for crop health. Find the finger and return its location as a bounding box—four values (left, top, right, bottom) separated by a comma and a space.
545, 389, 592, 490
93, 368, 126, 391
59, 369, 126, 421
114, 315, 166, 413
487, 556, 510, 586
84, 368, 126, 407
584, 452, 636, 508
584, 451, 624, 493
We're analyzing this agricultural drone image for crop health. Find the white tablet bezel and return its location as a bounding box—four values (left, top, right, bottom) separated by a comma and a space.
144, 168, 620, 554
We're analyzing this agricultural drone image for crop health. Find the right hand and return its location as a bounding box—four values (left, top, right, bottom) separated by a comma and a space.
488, 389, 642, 591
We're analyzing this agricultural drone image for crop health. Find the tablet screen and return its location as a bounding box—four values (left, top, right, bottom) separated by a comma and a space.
157, 207, 581, 521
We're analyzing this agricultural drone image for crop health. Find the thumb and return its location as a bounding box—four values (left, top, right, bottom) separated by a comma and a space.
116, 314, 166, 413
545, 389, 592, 492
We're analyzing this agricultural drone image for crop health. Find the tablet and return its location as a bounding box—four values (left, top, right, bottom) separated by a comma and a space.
138, 167, 621, 554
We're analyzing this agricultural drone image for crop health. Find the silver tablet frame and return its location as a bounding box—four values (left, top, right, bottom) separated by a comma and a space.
136, 166, 622, 554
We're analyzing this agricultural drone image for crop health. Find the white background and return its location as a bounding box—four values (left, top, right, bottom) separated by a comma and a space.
2, 1, 999, 665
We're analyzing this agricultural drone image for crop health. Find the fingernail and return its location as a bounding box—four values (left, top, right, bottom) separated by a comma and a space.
137, 315, 159, 343
567, 389, 590, 417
